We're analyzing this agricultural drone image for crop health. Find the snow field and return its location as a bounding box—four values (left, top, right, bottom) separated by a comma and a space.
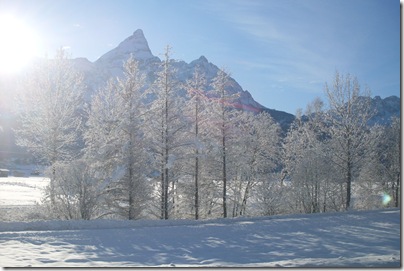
0, 208, 400, 267
0, 176, 49, 222
0, 176, 48, 206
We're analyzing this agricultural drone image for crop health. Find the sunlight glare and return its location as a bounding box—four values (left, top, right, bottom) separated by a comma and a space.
382, 193, 392, 206
0, 14, 40, 75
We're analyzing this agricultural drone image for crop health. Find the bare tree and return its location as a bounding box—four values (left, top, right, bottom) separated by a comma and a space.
356, 116, 400, 209
230, 111, 281, 217
84, 56, 150, 220
185, 66, 209, 220
15, 49, 85, 209
47, 160, 101, 220
324, 71, 374, 210
208, 67, 240, 218
146, 46, 187, 219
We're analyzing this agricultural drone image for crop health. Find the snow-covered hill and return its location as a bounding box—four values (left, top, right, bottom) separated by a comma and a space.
0, 208, 400, 267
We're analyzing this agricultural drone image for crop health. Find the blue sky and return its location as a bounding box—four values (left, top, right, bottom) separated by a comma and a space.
0, 0, 400, 114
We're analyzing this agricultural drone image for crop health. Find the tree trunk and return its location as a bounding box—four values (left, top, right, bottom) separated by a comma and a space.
195, 154, 199, 220
160, 170, 165, 220
395, 172, 400, 207
240, 180, 251, 216
346, 139, 352, 211
128, 164, 135, 220
222, 132, 227, 218
194, 103, 199, 220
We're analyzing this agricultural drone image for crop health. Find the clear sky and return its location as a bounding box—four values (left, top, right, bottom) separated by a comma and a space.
0, 0, 400, 114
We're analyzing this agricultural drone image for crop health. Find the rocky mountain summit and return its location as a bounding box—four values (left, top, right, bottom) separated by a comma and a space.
72, 29, 295, 129
76, 29, 399, 131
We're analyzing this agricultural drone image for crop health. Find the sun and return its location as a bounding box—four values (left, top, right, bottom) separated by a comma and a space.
0, 14, 40, 75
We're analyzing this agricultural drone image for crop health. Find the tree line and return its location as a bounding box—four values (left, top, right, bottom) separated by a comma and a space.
14, 49, 400, 220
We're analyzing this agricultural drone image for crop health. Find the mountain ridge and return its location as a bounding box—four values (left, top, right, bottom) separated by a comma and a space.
0, 29, 400, 160
73, 29, 296, 130
72, 29, 400, 131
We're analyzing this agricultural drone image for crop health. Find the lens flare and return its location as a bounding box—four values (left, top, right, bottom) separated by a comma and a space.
382, 193, 392, 206
0, 14, 40, 74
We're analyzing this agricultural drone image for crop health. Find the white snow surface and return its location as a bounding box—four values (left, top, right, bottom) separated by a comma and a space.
0, 208, 400, 267
0, 176, 48, 206
95, 29, 155, 64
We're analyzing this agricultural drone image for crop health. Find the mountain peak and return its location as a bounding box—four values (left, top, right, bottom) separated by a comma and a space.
198, 55, 208, 62
132, 29, 145, 39
96, 29, 155, 65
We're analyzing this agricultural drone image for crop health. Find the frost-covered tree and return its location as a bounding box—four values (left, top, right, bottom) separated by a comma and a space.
356, 116, 400, 209
85, 56, 150, 220
384, 116, 401, 207
45, 160, 101, 220
324, 72, 375, 210
253, 172, 289, 216
145, 46, 187, 219
84, 79, 121, 180
206, 67, 241, 218
14, 49, 85, 208
282, 99, 344, 213
184, 66, 209, 219
116, 56, 150, 219
229, 111, 281, 217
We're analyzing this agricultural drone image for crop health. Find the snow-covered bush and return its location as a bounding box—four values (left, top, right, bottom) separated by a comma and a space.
42, 160, 103, 220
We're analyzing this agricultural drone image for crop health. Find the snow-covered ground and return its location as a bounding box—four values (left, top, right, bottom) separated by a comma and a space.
0, 175, 400, 267
0, 175, 48, 222
0, 209, 399, 267
0, 176, 48, 206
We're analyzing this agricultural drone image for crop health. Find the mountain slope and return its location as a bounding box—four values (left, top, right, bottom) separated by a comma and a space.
81, 29, 399, 131
0, 30, 399, 160
368, 95, 400, 125
74, 29, 296, 130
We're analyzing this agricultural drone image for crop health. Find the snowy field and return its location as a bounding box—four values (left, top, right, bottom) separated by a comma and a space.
0, 176, 401, 267
0, 176, 48, 206
0, 175, 48, 222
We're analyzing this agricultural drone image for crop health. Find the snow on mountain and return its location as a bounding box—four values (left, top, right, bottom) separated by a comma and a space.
368, 95, 400, 125
73, 29, 295, 129
74, 29, 401, 132
96, 29, 157, 64
75, 29, 161, 91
